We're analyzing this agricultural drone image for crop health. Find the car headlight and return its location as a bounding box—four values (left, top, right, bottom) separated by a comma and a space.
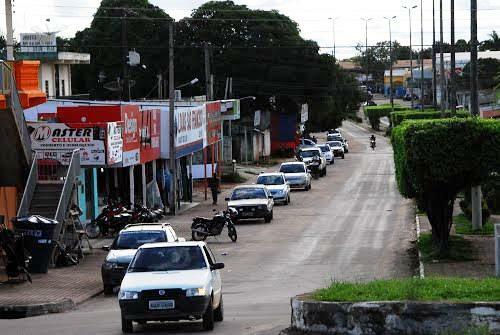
186, 287, 207, 297
102, 261, 118, 270
118, 291, 139, 300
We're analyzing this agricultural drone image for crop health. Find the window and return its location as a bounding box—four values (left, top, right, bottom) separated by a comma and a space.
114, 231, 166, 250
128, 246, 207, 272
61, 80, 65, 96
256, 175, 284, 185
279, 164, 305, 173
44, 80, 49, 96
203, 246, 215, 266
230, 188, 267, 200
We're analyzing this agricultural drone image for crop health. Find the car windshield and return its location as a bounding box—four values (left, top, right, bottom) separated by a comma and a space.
231, 188, 267, 200
280, 164, 305, 173
114, 231, 166, 249
299, 150, 320, 158
257, 175, 284, 185
319, 146, 330, 152
328, 141, 342, 147
328, 134, 342, 140
128, 246, 206, 272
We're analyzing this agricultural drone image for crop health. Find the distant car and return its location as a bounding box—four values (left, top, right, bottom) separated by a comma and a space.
118, 241, 224, 333
366, 100, 377, 106
101, 223, 182, 295
404, 93, 419, 101
226, 185, 274, 223
318, 144, 334, 165
256, 172, 291, 205
327, 141, 345, 159
279, 162, 312, 191
297, 147, 327, 177
327, 134, 349, 153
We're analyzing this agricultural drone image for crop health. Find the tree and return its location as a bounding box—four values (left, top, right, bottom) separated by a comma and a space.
480, 30, 500, 51
392, 118, 500, 252
457, 58, 500, 90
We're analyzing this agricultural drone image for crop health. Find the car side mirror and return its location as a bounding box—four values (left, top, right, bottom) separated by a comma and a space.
307, 169, 311, 173
211, 263, 225, 270
102, 245, 110, 251
268, 195, 274, 199
225, 197, 230, 201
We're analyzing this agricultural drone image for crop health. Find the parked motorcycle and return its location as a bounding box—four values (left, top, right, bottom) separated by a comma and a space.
85, 201, 132, 239
370, 140, 376, 150
191, 208, 238, 242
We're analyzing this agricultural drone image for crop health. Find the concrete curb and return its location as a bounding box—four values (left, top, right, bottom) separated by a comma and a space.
290, 295, 500, 335
415, 215, 425, 279
0, 288, 103, 319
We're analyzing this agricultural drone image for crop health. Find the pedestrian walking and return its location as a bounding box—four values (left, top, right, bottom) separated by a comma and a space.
208, 172, 220, 205
312, 135, 317, 144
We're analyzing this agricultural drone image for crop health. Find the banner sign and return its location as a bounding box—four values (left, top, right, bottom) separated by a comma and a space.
175, 105, 206, 158
20, 33, 57, 53
221, 99, 240, 121
29, 122, 105, 165
106, 122, 123, 165
206, 101, 221, 145
301, 104, 309, 123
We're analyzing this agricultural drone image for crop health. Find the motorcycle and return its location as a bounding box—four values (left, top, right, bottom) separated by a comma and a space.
191, 208, 238, 242
370, 140, 376, 150
309, 155, 321, 180
85, 200, 132, 239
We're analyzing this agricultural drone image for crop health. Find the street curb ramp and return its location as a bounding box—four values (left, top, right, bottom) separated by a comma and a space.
290, 294, 500, 334
0, 299, 75, 319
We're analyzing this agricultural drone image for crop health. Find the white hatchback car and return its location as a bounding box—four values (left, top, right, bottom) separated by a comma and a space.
317, 144, 334, 165
118, 242, 224, 333
279, 162, 312, 191
256, 172, 291, 205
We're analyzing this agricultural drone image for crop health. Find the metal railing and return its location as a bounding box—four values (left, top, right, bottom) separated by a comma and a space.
53, 150, 81, 239
0, 61, 32, 165
17, 157, 38, 217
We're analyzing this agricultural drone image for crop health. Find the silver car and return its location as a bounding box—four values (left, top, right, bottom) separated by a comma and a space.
279, 162, 312, 191
256, 172, 291, 205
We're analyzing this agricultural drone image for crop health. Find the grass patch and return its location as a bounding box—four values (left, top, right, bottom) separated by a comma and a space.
312, 277, 500, 302
454, 214, 494, 236
418, 232, 474, 262
221, 172, 247, 183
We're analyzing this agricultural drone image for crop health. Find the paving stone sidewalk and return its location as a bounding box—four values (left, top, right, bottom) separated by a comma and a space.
0, 249, 106, 318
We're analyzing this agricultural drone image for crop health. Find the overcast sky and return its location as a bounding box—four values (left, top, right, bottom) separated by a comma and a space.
2, 0, 499, 59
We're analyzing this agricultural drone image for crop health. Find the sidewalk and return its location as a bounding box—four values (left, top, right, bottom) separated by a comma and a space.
0, 249, 106, 318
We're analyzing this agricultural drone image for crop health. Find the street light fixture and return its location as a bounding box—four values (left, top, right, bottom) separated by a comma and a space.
403, 5, 418, 108
328, 17, 339, 60
384, 16, 397, 114
175, 77, 199, 89
239, 96, 256, 101
361, 18, 373, 88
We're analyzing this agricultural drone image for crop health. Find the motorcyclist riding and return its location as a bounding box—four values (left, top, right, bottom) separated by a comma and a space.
370, 134, 376, 142
370, 134, 376, 150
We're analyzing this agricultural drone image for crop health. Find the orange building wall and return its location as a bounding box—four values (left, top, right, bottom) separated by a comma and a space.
0, 187, 17, 229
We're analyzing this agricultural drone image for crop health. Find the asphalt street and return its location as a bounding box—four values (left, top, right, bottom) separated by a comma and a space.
0, 121, 415, 335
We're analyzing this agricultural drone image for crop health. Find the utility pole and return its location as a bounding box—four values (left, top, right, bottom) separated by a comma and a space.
328, 18, 337, 60
168, 20, 176, 215
439, 0, 445, 116
122, 11, 130, 102
403, 5, 417, 108
470, 0, 482, 230
204, 42, 212, 100
450, 0, 456, 115
362, 18, 372, 88
432, 0, 437, 108
384, 16, 397, 114
420, 0, 424, 110
5, 0, 14, 60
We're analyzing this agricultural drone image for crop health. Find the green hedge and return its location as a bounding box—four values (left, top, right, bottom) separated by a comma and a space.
391, 110, 470, 127
391, 118, 500, 250
363, 104, 406, 130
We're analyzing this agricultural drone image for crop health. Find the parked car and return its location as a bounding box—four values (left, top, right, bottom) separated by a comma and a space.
366, 100, 377, 106
327, 133, 349, 153
297, 147, 327, 177
118, 241, 224, 333
256, 172, 291, 205
101, 223, 182, 295
298, 138, 317, 150
404, 93, 419, 101
318, 144, 334, 165
327, 141, 345, 159
279, 162, 312, 191
225, 185, 274, 223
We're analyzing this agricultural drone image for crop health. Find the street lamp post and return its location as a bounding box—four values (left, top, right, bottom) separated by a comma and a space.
420, 0, 425, 110
403, 5, 418, 108
328, 17, 338, 60
384, 16, 397, 114
361, 18, 373, 88
439, 0, 446, 115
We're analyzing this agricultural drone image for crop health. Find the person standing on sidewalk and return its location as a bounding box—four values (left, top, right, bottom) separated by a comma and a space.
208, 172, 220, 205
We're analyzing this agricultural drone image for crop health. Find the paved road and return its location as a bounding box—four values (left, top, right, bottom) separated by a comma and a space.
0, 121, 415, 335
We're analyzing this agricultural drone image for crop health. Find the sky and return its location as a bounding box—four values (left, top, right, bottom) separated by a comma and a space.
1, 0, 499, 60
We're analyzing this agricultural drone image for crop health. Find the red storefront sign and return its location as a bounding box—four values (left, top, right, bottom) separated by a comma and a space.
139, 108, 161, 164
206, 101, 221, 145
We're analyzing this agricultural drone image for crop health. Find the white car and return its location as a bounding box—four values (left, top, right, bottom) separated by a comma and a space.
226, 184, 274, 223
279, 162, 312, 191
327, 140, 345, 159
256, 172, 291, 205
297, 147, 327, 177
298, 138, 317, 150
119, 241, 224, 333
318, 144, 334, 165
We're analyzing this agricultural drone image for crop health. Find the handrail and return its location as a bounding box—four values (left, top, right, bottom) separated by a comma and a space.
53, 149, 81, 239
0, 61, 32, 164
17, 156, 38, 217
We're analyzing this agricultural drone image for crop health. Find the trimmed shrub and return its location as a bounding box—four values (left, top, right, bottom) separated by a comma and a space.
364, 104, 406, 130
391, 118, 500, 251
391, 110, 470, 127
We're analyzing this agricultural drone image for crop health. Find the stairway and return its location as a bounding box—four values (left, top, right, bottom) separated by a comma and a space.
28, 184, 64, 219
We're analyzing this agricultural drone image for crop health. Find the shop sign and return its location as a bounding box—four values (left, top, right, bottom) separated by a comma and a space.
20, 33, 57, 53
30, 122, 105, 165
221, 99, 240, 121
175, 105, 206, 158
206, 101, 221, 145
301, 104, 309, 123
106, 122, 123, 165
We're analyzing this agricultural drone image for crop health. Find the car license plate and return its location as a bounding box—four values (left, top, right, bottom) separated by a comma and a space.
149, 300, 175, 310
241, 212, 253, 217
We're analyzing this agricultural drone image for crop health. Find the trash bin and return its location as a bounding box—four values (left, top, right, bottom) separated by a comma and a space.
13, 215, 58, 273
